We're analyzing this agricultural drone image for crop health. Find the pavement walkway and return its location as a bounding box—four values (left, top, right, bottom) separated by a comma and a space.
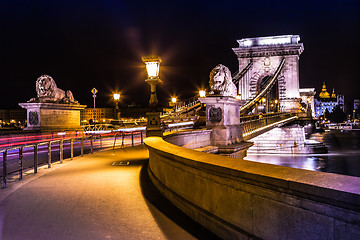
0, 146, 218, 240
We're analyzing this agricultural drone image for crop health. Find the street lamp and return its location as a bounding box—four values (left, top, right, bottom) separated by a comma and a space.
142, 56, 162, 107
142, 55, 163, 137
262, 97, 266, 113
113, 93, 120, 120
199, 90, 206, 98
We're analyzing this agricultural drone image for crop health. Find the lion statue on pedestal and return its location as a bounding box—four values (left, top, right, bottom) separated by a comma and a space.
209, 64, 237, 97
28, 75, 78, 104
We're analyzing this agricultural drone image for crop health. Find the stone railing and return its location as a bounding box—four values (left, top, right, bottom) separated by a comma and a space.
144, 136, 360, 239
163, 129, 211, 149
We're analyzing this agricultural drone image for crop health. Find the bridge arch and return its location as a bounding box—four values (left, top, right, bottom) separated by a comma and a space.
233, 35, 304, 112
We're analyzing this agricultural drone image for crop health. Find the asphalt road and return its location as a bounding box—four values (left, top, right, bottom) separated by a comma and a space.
0, 145, 218, 240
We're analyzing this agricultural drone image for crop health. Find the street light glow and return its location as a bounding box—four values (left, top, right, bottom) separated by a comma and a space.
199, 90, 206, 98
171, 97, 177, 103
113, 93, 120, 101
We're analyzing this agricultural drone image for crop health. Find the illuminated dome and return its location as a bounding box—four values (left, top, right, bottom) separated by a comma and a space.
319, 82, 330, 98
331, 88, 336, 98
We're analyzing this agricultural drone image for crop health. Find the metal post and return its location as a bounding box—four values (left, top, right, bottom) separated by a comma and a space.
113, 133, 117, 150
81, 137, 84, 157
70, 138, 74, 160
19, 147, 23, 181
3, 150, 7, 188
48, 142, 52, 168
140, 131, 143, 144
131, 132, 134, 147
34, 145, 38, 174
90, 136, 93, 154
60, 140, 63, 164
121, 132, 125, 148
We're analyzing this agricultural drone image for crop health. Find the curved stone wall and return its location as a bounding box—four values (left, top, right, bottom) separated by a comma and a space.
144, 136, 360, 239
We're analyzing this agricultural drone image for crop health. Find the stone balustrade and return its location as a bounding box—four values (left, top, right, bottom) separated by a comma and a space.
144, 136, 360, 239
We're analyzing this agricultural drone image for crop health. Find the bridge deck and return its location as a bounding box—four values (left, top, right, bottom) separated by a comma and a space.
0, 146, 217, 240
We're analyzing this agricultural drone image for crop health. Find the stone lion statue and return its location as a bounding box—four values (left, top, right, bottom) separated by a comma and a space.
209, 64, 237, 97
29, 75, 78, 104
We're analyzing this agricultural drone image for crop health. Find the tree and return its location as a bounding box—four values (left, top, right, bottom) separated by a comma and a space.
330, 105, 347, 123
324, 108, 331, 121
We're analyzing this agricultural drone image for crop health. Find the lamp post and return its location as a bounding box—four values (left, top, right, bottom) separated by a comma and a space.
274, 99, 279, 112
113, 93, 120, 120
142, 56, 162, 107
262, 97, 266, 113
91, 88, 98, 124
170, 97, 177, 111
142, 56, 163, 137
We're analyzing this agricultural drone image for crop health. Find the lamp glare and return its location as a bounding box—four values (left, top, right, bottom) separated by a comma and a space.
199, 90, 206, 98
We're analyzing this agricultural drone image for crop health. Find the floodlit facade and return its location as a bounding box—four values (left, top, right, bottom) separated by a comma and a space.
314, 82, 344, 118
80, 108, 114, 123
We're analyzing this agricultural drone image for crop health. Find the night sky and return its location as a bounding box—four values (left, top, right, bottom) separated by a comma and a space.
1, 0, 359, 110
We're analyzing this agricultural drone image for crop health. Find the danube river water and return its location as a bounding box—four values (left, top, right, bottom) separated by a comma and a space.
245, 130, 360, 177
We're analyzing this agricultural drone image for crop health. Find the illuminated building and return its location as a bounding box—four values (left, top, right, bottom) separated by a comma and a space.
299, 88, 316, 117
314, 82, 344, 118
0, 109, 26, 126
80, 108, 114, 123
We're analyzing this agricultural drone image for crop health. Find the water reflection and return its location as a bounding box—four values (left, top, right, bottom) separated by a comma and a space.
244, 130, 360, 177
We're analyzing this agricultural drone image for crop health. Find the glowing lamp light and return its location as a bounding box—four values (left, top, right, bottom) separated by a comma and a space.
262, 98, 266, 103
235, 95, 241, 100
142, 56, 162, 79
199, 90, 206, 98
113, 93, 120, 101
275, 99, 278, 104
171, 97, 177, 104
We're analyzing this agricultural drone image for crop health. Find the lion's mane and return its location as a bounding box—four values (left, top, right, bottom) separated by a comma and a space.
209, 64, 237, 97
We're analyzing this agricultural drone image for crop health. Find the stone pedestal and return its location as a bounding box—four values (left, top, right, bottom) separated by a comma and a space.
19, 103, 86, 131
199, 96, 243, 145
146, 111, 163, 137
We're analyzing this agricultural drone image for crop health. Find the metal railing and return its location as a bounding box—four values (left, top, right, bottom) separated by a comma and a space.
1, 130, 145, 188
241, 113, 297, 140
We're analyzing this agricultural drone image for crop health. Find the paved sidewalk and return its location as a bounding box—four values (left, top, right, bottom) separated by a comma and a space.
0, 146, 218, 240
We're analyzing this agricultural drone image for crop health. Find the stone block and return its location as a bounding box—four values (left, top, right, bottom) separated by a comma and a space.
253, 195, 334, 240
335, 220, 360, 240
19, 102, 86, 131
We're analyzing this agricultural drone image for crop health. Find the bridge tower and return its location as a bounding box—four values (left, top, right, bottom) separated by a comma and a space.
232, 35, 304, 112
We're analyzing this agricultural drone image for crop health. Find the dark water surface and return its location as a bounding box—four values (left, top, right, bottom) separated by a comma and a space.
245, 130, 360, 177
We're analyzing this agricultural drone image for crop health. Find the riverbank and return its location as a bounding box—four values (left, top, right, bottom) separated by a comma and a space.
245, 130, 360, 177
